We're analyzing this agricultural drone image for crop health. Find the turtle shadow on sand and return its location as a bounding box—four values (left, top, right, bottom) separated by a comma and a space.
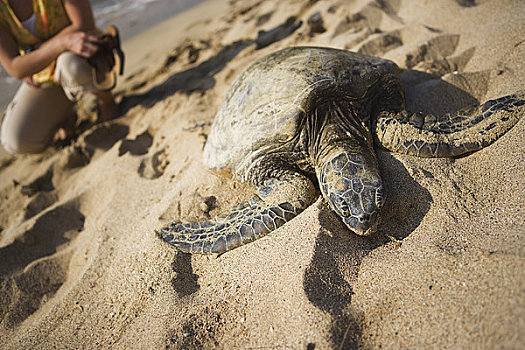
302, 73, 481, 349
400, 69, 479, 115
304, 153, 432, 350
171, 252, 200, 297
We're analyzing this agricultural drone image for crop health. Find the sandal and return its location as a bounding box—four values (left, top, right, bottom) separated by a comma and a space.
88, 25, 125, 91
107, 25, 125, 76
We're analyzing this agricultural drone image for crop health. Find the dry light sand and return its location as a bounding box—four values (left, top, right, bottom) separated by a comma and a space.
0, 0, 524, 348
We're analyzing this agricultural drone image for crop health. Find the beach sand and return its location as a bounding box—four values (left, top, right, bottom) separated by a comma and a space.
0, 0, 524, 348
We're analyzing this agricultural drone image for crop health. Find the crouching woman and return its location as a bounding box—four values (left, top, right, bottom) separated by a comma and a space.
0, 0, 123, 154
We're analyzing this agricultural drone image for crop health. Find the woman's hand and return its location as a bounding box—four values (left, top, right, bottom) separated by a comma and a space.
63, 31, 100, 58
0, 0, 99, 79
23, 75, 41, 88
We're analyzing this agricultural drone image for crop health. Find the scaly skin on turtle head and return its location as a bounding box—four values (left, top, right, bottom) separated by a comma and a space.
311, 97, 386, 236
317, 151, 385, 235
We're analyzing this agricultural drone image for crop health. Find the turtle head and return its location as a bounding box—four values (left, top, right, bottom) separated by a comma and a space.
317, 152, 385, 235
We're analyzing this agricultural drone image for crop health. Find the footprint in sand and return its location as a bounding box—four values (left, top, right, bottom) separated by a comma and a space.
118, 130, 153, 156
138, 148, 169, 179
0, 250, 73, 328
357, 30, 404, 56
20, 168, 54, 197
255, 11, 273, 26
23, 191, 58, 220
331, 13, 368, 39
118, 130, 168, 179
307, 12, 326, 36
161, 39, 211, 74
255, 16, 303, 49
0, 201, 84, 327
351, 23, 477, 88
18, 143, 96, 222
456, 0, 476, 6
82, 123, 129, 151
159, 192, 217, 227
402, 34, 460, 72
0, 201, 84, 275
59, 146, 92, 169
355, 25, 461, 71
16, 168, 58, 221
166, 306, 224, 349
325, 0, 403, 49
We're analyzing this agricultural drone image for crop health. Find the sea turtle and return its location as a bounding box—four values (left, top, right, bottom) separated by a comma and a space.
158, 46, 523, 254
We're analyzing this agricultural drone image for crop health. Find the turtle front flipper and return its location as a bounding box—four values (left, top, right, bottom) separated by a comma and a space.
375, 92, 524, 157
158, 173, 317, 254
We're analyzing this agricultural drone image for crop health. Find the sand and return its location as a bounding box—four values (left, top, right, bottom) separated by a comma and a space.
0, 0, 524, 348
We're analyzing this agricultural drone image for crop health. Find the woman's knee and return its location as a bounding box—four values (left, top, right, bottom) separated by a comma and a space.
1, 80, 75, 155
55, 52, 92, 87
1, 125, 47, 154
1, 137, 46, 154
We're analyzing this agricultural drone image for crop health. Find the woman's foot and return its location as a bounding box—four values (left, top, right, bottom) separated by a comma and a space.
57, 111, 77, 140
94, 91, 118, 122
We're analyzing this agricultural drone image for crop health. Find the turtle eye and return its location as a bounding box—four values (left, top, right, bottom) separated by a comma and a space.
375, 186, 385, 208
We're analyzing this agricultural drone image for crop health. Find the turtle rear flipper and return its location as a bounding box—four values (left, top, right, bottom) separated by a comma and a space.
158, 174, 316, 254
375, 92, 524, 157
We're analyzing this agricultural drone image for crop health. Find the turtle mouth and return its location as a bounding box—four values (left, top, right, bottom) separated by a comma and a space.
342, 212, 379, 236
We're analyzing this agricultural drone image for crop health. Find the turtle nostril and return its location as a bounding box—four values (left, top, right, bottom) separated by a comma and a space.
358, 214, 370, 223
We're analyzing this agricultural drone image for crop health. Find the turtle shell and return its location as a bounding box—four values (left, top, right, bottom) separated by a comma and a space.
203, 46, 400, 179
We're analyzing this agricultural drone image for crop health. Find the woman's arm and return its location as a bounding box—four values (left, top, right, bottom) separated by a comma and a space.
0, 0, 100, 80
56, 0, 97, 36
